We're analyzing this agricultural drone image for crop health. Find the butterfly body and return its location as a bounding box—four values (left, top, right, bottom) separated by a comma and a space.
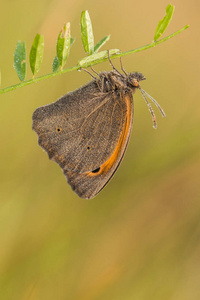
32, 71, 149, 199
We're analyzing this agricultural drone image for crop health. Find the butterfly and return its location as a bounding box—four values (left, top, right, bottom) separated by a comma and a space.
32, 55, 165, 199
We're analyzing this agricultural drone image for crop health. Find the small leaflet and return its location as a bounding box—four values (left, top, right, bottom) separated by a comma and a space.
29, 34, 44, 76
53, 37, 74, 72
154, 4, 175, 41
81, 10, 94, 55
94, 35, 111, 53
78, 49, 120, 67
56, 23, 71, 69
14, 41, 26, 81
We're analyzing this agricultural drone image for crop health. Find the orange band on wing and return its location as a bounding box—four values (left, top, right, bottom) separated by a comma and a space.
88, 94, 132, 177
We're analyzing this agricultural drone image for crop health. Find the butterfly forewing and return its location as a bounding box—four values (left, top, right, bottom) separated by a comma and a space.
32, 79, 133, 198
63, 92, 133, 199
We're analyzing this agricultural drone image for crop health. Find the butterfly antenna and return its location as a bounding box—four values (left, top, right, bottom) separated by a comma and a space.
140, 89, 166, 117
139, 87, 157, 129
107, 50, 122, 76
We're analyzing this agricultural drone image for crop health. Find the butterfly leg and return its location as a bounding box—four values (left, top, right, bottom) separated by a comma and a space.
107, 50, 122, 76
101, 77, 105, 92
107, 72, 125, 91
99, 75, 111, 92
90, 66, 99, 76
120, 57, 128, 76
81, 67, 103, 92
81, 68, 96, 79
102, 72, 116, 92
95, 78, 102, 91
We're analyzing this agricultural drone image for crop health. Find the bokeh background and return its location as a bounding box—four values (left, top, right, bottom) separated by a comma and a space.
0, 0, 199, 299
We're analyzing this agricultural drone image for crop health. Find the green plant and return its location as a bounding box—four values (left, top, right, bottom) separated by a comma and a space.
0, 4, 189, 94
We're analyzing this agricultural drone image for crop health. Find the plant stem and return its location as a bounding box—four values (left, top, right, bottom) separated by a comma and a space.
0, 25, 189, 95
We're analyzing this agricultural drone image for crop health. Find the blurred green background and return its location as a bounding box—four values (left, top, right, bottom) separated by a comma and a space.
0, 0, 200, 299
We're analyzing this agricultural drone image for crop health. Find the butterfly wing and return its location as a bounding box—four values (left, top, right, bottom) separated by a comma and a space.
63, 92, 134, 199
32, 81, 133, 199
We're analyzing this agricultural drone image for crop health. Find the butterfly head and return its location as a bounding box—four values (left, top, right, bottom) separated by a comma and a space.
128, 72, 146, 89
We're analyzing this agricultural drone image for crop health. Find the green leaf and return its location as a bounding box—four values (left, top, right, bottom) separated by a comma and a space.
14, 41, 26, 81
78, 49, 120, 67
29, 34, 44, 76
57, 22, 71, 68
154, 4, 175, 41
94, 35, 110, 53
52, 56, 60, 72
81, 10, 94, 55
53, 36, 75, 72
70, 37, 75, 47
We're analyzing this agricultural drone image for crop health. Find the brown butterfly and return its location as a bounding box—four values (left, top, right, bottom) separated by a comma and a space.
32, 55, 165, 199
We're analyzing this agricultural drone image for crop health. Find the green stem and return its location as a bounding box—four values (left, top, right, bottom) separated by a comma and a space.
0, 25, 189, 95
0, 65, 79, 94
